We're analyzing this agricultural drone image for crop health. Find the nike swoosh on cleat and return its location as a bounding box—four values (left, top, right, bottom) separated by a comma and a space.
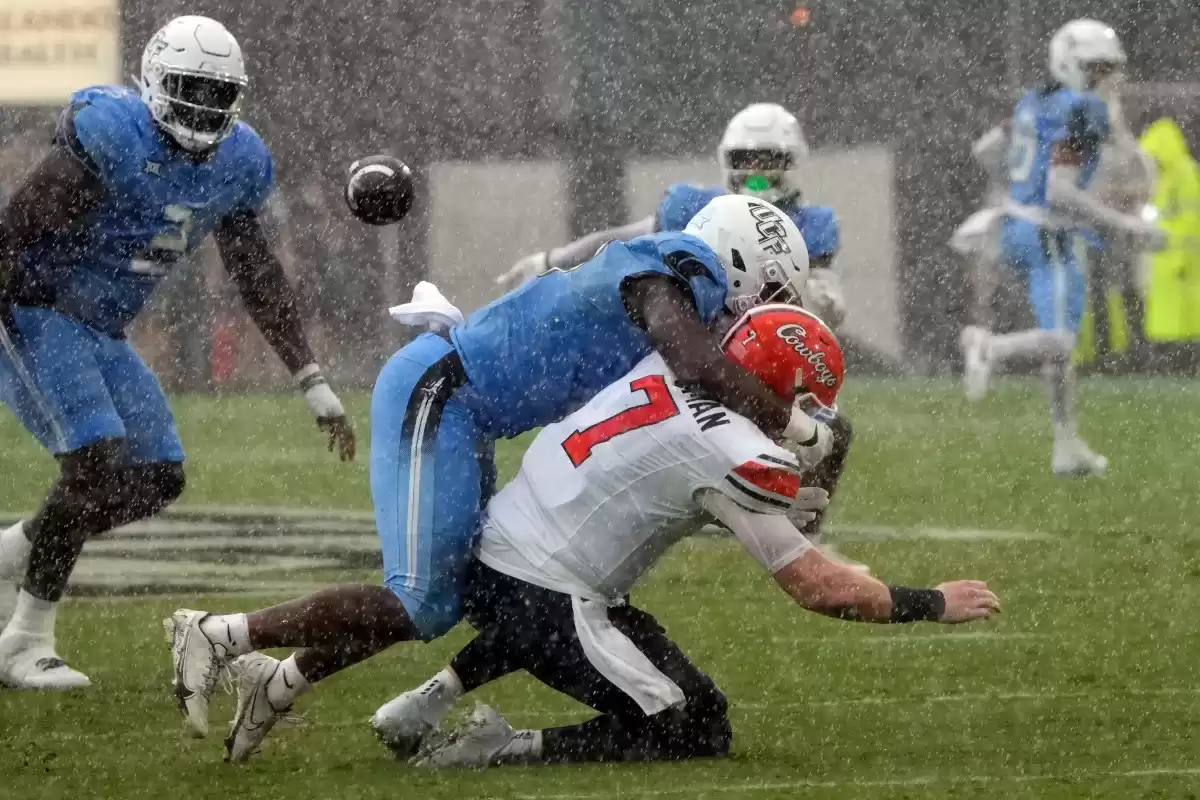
35, 658, 66, 671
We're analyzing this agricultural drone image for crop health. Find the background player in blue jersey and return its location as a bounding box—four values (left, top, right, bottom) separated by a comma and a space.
958, 19, 1164, 477
498, 102, 859, 568
0, 16, 355, 690
165, 194, 830, 762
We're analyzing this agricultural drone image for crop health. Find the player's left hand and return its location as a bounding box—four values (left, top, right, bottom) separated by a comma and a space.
301, 370, 356, 461
803, 268, 846, 328
787, 487, 830, 526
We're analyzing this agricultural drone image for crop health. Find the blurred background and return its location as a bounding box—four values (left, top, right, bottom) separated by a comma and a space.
2, 0, 1198, 390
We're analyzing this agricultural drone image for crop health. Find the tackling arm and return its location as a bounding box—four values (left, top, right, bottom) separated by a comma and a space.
697, 490, 1001, 624
547, 216, 657, 271
498, 216, 657, 290
624, 276, 827, 454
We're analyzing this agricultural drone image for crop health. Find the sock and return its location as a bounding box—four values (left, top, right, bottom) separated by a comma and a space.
495, 729, 543, 763
8, 589, 57, 636
0, 521, 31, 577
266, 654, 312, 710
1043, 360, 1077, 442
990, 329, 1072, 364
198, 613, 252, 658
432, 667, 465, 699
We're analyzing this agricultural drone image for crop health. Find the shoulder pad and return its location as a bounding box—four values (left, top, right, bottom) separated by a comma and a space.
795, 204, 839, 259
62, 86, 150, 184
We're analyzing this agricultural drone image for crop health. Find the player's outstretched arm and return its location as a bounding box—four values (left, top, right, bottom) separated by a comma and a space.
625, 277, 832, 466
496, 216, 657, 291
0, 142, 106, 303
698, 490, 1000, 624
1047, 142, 1163, 249
214, 210, 356, 461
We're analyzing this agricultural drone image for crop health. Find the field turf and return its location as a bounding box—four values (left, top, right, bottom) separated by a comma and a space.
1, 377, 1199, 799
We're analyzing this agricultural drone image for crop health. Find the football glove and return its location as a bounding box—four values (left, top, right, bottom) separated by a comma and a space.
297, 365, 356, 462
496, 252, 549, 292
803, 268, 846, 328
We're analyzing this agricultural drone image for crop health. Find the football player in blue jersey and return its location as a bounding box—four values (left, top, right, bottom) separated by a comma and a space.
0, 16, 355, 690
165, 194, 834, 761
958, 19, 1163, 476
499, 102, 858, 566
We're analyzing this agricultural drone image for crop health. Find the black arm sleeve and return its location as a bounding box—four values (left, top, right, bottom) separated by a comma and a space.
214, 209, 317, 375
0, 127, 106, 295
623, 275, 792, 438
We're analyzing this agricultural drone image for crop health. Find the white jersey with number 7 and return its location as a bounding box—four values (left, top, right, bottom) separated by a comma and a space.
478, 352, 806, 602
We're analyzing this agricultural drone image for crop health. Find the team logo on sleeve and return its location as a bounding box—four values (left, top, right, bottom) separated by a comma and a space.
776, 323, 837, 387
747, 201, 792, 255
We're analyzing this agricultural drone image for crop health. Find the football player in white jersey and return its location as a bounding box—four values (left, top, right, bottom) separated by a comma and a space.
372, 305, 1001, 767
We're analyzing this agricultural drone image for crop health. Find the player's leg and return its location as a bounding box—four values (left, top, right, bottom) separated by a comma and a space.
371, 607, 525, 756
964, 221, 1076, 397
419, 561, 731, 768
165, 337, 490, 755
0, 308, 140, 688
1024, 235, 1105, 475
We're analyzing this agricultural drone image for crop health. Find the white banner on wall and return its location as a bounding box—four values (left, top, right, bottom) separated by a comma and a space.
0, 1, 121, 105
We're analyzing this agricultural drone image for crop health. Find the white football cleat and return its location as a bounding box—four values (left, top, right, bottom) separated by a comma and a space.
960, 325, 993, 402
371, 676, 459, 758
163, 609, 232, 738
1052, 438, 1108, 477
0, 522, 30, 627
817, 543, 871, 575
415, 704, 517, 769
0, 628, 90, 690
224, 653, 290, 763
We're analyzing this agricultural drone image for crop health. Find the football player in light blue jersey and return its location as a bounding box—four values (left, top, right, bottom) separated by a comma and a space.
164, 194, 832, 762
499, 102, 858, 567
500, 103, 845, 326
0, 16, 355, 690
958, 19, 1163, 476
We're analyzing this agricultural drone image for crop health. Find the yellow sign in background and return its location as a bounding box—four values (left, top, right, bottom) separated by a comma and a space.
0, 1, 120, 105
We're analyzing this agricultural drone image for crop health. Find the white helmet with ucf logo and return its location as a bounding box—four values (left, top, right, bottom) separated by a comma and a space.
140, 16, 248, 153
718, 103, 808, 204
684, 194, 810, 315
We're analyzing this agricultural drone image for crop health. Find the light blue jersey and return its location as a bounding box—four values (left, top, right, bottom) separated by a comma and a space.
1, 86, 273, 462
1008, 81, 1109, 212
450, 231, 728, 438
18, 85, 273, 337
370, 230, 728, 639
656, 184, 839, 262
1002, 80, 1110, 333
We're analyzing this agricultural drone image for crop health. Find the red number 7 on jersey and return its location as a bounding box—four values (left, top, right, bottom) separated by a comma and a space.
561, 374, 681, 467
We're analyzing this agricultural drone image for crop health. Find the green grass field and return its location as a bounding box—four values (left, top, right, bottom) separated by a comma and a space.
2, 378, 1200, 799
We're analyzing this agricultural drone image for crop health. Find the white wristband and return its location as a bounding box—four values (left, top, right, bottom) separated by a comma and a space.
783, 406, 818, 444
294, 363, 323, 385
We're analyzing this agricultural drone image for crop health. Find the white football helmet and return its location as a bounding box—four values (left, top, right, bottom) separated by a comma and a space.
140, 16, 248, 153
1048, 19, 1126, 93
684, 194, 810, 315
718, 103, 808, 204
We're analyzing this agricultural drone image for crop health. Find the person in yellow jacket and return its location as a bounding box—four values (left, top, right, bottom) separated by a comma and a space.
1139, 118, 1200, 341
